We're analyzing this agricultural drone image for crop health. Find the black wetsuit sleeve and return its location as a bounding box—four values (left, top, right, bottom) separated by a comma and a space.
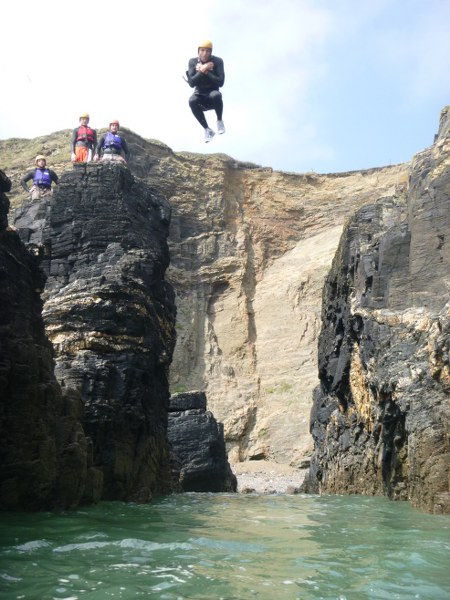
187, 57, 201, 88
21, 171, 34, 191
96, 135, 105, 155
70, 128, 78, 153
0, 170, 12, 193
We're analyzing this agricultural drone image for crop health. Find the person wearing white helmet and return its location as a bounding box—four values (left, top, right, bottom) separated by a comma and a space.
21, 156, 59, 200
95, 120, 130, 164
70, 113, 98, 163
186, 40, 225, 143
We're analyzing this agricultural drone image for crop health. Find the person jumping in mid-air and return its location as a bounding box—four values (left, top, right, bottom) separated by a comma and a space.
186, 40, 225, 143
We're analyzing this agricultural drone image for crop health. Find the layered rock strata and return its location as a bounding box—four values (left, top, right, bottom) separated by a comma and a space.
14, 163, 176, 502
0, 230, 100, 510
305, 108, 450, 514
0, 128, 411, 469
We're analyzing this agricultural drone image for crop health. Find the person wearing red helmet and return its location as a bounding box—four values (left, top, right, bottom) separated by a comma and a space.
186, 40, 225, 143
70, 113, 98, 163
95, 120, 130, 164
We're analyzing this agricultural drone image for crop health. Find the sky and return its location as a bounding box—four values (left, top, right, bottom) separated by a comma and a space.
2, 0, 450, 174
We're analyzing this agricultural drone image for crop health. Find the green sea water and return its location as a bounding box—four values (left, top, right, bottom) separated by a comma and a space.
0, 493, 449, 600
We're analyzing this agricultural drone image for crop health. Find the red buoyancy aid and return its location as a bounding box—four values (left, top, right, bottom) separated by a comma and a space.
76, 125, 95, 144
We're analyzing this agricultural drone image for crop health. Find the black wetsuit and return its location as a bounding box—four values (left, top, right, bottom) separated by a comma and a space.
187, 55, 225, 128
0, 169, 11, 230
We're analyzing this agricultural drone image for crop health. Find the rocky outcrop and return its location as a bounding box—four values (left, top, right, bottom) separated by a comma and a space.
0, 128, 412, 470
0, 230, 100, 510
13, 163, 176, 502
168, 391, 237, 492
305, 107, 450, 514
3, 111, 449, 508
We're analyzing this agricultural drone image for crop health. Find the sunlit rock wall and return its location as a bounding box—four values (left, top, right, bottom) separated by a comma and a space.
160, 156, 409, 466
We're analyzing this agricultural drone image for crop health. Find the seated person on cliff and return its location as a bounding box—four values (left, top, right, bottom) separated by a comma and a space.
21, 156, 58, 200
186, 39, 225, 143
95, 120, 130, 164
71, 112, 98, 163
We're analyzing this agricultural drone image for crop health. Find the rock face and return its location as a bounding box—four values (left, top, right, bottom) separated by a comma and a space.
2, 130, 410, 469
0, 230, 98, 510
3, 111, 449, 510
156, 156, 409, 467
13, 163, 177, 502
306, 107, 450, 514
168, 391, 237, 492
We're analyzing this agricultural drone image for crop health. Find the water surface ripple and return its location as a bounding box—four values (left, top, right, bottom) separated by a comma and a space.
0, 494, 449, 599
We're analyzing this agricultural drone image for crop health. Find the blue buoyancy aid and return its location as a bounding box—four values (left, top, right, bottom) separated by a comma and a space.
103, 132, 123, 152
33, 168, 52, 187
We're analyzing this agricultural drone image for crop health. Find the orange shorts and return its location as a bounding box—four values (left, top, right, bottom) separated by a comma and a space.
75, 146, 89, 162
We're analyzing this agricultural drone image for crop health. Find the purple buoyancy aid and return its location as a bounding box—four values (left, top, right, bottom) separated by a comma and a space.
103, 132, 123, 152
33, 168, 52, 187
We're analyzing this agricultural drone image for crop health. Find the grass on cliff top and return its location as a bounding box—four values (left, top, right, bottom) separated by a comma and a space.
1, 128, 173, 208
1, 130, 73, 207
0, 131, 71, 168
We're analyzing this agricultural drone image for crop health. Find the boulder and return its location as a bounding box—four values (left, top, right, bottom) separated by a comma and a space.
168, 391, 237, 492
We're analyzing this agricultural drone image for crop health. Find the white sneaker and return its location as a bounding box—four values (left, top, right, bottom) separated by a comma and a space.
217, 120, 226, 134
205, 127, 215, 143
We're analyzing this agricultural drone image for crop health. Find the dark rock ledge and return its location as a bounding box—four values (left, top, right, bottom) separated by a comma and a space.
168, 391, 237, 492
303, 109, 450, 514
2, 162, 234, 509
